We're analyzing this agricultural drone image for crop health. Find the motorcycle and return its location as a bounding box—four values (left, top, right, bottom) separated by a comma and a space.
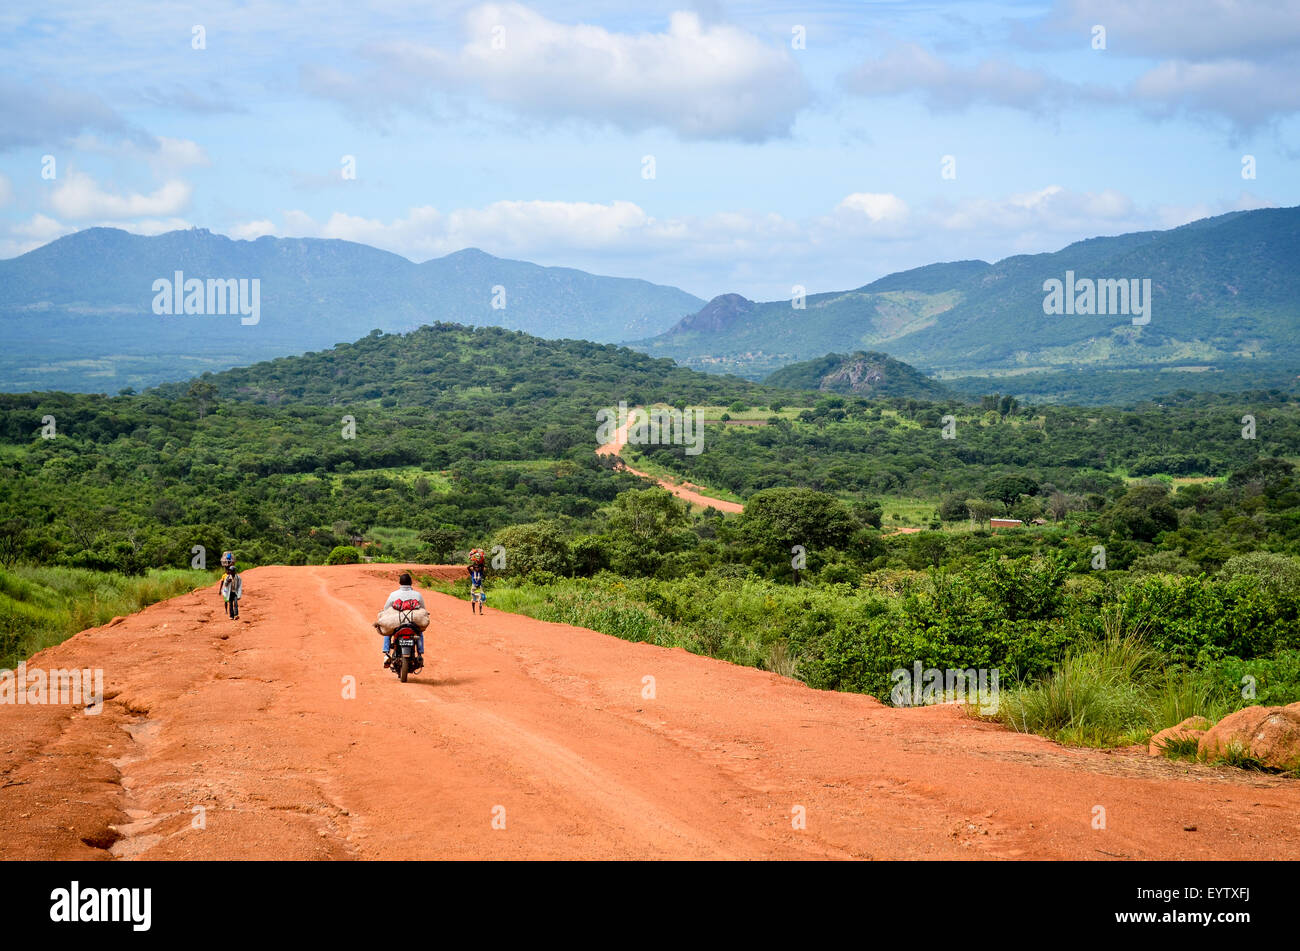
389, 624, 424, 682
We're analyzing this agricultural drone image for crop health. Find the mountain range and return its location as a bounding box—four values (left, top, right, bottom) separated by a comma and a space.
0, 227, 704, 393
3, 207, 1297, 404
632, 206, 1300, 402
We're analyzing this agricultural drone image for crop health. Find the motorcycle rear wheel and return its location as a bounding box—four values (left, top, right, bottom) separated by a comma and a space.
399, 656, 410, 683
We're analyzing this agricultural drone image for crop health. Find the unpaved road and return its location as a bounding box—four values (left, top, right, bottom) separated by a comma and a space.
3, 564, 1298, 860
596, 409, 743, 513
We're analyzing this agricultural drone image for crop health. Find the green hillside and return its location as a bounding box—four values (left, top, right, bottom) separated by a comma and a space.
632, 207, 1300, 403
765, 351, 953, 400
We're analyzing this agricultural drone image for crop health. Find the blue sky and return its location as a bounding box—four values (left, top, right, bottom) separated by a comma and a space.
2, 0, 1297, 300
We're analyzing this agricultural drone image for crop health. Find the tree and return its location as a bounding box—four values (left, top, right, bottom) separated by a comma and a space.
494, 521, 571, 577
939, 493, 969, 521
0, 518, 27, 568
1099, 485, 1178, 542
418, 524, 460, 561
186, 380, 218, 420
605, 488, 688, 546
965, 499, 1001, 528
850, 498, 883, 530
739, 487, 856, 556
983, 474, 1038, 507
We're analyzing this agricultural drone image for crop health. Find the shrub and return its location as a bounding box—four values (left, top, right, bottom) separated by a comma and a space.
325, 545, 363, 565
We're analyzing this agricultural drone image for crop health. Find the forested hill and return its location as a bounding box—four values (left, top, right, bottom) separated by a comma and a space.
765, 351, 953, 400
160, 322, 784, 409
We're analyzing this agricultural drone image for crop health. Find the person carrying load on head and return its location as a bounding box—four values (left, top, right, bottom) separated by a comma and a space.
376, 572, 429, 668
218, 552, 242, 620
467, 548, 487, 615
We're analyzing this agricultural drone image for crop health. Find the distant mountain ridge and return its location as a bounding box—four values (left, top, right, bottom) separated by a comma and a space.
630, 207, 1300, 402
0, 227, 704, 393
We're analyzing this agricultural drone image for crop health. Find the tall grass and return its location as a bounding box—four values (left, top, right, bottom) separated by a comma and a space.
0, 566, 212, 668
998, 609, 1239, 747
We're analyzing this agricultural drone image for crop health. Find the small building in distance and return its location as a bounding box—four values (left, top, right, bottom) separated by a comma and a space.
989, 518, 1023, 529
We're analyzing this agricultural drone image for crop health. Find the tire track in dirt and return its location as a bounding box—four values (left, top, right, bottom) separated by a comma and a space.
3, 563, 1299, 860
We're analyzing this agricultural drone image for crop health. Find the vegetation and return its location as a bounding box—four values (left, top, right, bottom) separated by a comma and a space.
0, 565, 211, 668
633, 206, 1300, 404
3, 321, 1297, 767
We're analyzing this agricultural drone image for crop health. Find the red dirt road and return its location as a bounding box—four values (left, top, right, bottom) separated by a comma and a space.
596, 409, 743, 513
3, 563, 1299, 860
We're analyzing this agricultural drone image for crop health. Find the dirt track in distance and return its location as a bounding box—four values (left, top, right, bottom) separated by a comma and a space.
596, 409, 743, 513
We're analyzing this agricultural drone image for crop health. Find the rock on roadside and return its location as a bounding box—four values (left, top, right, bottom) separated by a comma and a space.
1198, 703, 1300, 770
1148, 715, 1210, 757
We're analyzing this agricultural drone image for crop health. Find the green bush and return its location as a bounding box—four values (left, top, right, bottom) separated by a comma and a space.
325, 545, 363, 565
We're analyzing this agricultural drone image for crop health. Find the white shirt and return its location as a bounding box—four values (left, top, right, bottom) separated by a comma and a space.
383, 585, 425, 610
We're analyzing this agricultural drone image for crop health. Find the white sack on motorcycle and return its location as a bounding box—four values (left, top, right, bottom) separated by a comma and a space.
374, 607, 431, 635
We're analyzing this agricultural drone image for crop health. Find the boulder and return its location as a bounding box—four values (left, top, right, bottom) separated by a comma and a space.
1198, 702, 1300, 770
1148, 715, 1210, 757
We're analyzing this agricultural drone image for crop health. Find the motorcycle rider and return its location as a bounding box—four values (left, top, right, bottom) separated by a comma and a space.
381, 572, 425, 668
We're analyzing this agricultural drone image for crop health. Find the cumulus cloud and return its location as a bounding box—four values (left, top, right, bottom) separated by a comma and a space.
835, 192, 911, 224
13, 213, 72, 243
233, 184, 1264, 299
279, 200, 660, 260
1129, 59, 1300, 129
49, 172, 193, 220
229, 219, 278, 240
308, 3, 810, 141
934, 185, 1136, 234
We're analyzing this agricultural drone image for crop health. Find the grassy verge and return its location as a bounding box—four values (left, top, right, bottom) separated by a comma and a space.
0, 566, 213, 668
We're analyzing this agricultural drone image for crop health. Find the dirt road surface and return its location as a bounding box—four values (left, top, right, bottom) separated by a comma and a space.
596, 409, 743, 513
3, 564, 1298, 860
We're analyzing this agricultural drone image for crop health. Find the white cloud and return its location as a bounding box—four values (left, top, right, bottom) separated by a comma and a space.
0, 213, 199, 259
835, 193, 910, 224
70, 134, 211, 172
0, 77, 141, 152
314, 3, 810, 141
1052, 0, 1300, 60
49, 172, 193, 220
842, 43, 1070, 113
150, 137, 211, 171
230, 219, 278, 240
66, 184, 1261, 298
935, 186, 1136, 234
14, 213, 73, 242
849, 11, 1300, 131
1130, 59, 1300, 129
104, 217, 192, 235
